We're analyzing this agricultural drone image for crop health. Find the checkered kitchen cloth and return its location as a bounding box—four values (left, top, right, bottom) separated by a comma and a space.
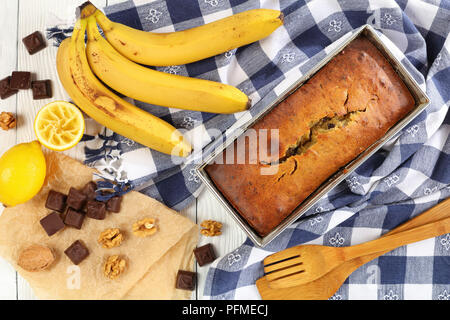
46, 0, 449, 299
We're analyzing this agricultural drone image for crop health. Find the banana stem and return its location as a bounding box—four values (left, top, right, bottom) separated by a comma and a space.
71, 19, 85, 47
87, 16, 102, 41
78, 1, 98, 19
70, 19, 88, 89
94, 10, 114, 33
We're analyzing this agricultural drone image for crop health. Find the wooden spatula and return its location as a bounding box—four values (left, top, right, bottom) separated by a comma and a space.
257, 198, 450, 299
263, 198, 450, 289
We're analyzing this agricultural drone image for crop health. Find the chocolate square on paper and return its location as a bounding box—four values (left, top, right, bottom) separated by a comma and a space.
106, 196, 122, 213
45, 190, 67, 213
22, 31, 46, 55
40, 212, 65, 236
0, 76, 18, 99
64, 240, 89, 265
10, 71, 31, 90
64, 208, 85, 230
194, 244, 216, 267
31, 80, 52, 100
67, 187, 87, 211
81, 181, 97, 201
86, 200, 106, 220
175, 270, 196, 291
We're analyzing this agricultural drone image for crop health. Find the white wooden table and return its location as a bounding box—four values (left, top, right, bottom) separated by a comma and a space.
0, 0, 246, 300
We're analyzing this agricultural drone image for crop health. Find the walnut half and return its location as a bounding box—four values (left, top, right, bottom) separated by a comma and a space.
132, 218, 157, 238
103, 255, 126, 280
98, 228, 124, 249
200, 220, 222, 237
0, 112, 16, 131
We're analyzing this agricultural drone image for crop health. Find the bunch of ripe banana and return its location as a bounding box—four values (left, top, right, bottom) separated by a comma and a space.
56, 1, 284, 157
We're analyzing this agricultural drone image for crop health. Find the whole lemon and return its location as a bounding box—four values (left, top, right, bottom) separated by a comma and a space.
0, 141, 46, 207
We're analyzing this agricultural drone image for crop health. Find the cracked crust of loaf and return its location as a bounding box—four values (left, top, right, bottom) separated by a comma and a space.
205, 36, 415, 237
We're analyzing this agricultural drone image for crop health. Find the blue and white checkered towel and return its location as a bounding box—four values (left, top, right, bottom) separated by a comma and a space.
47, 0, 449, 299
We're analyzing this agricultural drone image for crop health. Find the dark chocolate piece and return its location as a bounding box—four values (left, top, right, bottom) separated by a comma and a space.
22, 31, 46, 55
81, 181, 97, 201
31, 80, 52, 100
194, 244, 216, 267
106, 196, 122, 213
45, 190, 67, 213
67, 187, 87, 211
0, 76, 18, 99
86, 200, 106, 220
64, 240, 89, 265
100, 190, 113, 197
175, 270, 196, 291
40, 212, 65, 236
10, 71, 31, 90
64, 208, 85, 229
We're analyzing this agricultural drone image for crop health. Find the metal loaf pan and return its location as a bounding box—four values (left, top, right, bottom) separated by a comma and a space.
195, 24, 430, 247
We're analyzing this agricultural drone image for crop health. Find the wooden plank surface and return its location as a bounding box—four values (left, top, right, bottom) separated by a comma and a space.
196, 192, 246, 299
0, 0, 19, 301
0, 0, 245, 300
13, 0, 108, 300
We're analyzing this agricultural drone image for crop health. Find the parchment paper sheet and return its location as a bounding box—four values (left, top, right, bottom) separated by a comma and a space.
0, 152, 199, 300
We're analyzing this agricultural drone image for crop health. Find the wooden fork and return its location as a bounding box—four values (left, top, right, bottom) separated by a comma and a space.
257, 198, 450, 299
264, 198, 450, 289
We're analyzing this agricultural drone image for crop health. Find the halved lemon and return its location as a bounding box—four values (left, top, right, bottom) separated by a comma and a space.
34, 101, 85, 151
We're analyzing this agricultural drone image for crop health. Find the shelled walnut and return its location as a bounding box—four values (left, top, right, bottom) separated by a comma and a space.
200, 220, 222, 237
0, 112, 16, 131
98, 228, 124, 249
132, 218, 157, 238
103, 255, 126, 280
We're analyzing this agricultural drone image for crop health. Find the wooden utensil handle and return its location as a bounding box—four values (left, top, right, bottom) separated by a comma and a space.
344, 216, 450, 260
351, 198, 450, 265
383, 199, 450, 235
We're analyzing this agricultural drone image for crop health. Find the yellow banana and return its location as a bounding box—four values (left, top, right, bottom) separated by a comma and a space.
56, 19, 192, 157
81, 2, 283, 66
85, 16, 250, 114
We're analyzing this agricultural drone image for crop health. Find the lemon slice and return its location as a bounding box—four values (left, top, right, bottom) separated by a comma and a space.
34, 101, 85, 151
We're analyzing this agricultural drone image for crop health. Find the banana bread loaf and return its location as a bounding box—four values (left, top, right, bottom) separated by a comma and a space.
205, 36, 415, 237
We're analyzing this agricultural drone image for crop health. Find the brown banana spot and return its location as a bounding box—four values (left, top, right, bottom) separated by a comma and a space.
94, 96, 122, 116
246, 98, 252, 109
72, 78, 115, 118
71, 59, 122, 118
70, 73, 78, 87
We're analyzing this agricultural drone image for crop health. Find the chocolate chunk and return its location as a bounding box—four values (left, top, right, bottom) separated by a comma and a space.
106, 196, 122, 213
22, 31, 46, 55
64, 240, 89, 265
0, 76, 18, 99
10, 71, 31, 90
81, 181, 97, 201
45, 190, 67, 213
194, 244, 216, 267
40, 212, 65, 236
86, 200, 106, 220
100, 190, 113, 197
31, 80, 52, 100
175, 270, 196, 291
64, 208, 85, 229
67, 187, 87, 211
